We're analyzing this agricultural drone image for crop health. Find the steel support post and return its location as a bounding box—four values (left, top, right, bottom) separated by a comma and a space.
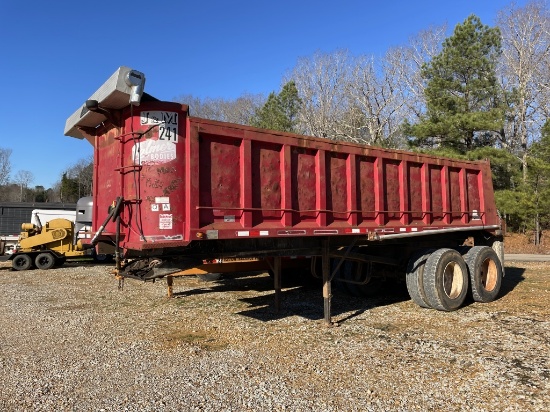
274, 256, 282, 312
115, 211, 124, 291
166, 275, 174, 298
322, 238, 333, 326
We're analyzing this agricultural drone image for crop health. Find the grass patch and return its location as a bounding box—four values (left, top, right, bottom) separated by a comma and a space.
158, 329, 228, 351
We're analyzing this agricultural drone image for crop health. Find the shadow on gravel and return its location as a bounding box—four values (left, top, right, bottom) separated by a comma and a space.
499, 266, 526, 298
456, 265, 525, 309
236, 283, 410, 323
172, 270, 411, 323
171, 271, 275, 298
169, 266, 526, 323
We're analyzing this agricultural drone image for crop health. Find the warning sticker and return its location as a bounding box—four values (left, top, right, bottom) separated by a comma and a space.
159, 214, 173, 230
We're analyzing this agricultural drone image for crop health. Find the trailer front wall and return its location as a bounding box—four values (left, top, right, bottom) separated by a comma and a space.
93, 102, 189, 250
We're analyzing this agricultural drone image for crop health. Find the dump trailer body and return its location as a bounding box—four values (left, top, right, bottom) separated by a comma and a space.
65, 67, 504, 319
81, 102, 499, 255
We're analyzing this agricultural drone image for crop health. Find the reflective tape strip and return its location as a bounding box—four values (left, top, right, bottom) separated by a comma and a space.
236, 230, 270, 237
344, 228, 367, 234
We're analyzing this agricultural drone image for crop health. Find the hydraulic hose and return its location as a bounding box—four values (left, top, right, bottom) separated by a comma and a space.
91, 197, 123, 246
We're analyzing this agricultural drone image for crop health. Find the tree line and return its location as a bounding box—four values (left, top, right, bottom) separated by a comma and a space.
2, 2, 548, 241
179, 2, 550, 242
0, 149, 92, 204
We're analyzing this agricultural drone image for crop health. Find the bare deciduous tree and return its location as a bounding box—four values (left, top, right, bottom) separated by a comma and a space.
497, 1, 550, 180
64, 156, 93, 199
287, 49, 352, 140
178, 93, 266, 126
384, 24, 447, 123
73, 156, 93, 197
14, 170, 34, 202
345, 53, 408, 147
0, 147, 12, 188
287, 27, 446, 147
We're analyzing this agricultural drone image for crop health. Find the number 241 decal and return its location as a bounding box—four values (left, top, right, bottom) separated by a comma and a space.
159, 125, 178, 142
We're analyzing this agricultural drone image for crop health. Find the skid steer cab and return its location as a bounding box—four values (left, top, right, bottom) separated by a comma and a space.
9, 218, 93, 271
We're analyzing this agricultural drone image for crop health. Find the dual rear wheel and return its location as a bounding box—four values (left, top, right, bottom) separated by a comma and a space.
405, 246, 503, 311
12, 252, 58, 271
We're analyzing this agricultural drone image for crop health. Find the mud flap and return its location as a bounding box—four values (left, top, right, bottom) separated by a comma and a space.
491, 239, 505, 277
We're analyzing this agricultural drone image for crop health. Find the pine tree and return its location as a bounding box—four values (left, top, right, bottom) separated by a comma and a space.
252, 81, 301, 132
408, 15, 504, 153
60, 173, 79, 203
527, 121, 550, 243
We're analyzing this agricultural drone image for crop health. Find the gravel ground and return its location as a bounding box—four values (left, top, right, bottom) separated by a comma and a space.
0, 259, 549, 411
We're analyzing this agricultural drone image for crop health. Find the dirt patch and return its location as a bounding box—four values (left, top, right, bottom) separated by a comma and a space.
504, 231, 550, 254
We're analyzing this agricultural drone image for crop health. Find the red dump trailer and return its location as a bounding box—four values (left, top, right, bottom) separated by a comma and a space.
65, 67, 504, 324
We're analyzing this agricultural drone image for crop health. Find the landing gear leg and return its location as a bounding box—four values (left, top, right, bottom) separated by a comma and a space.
166, 275, 174, 298
273, 257, 282, 312
322, 238, 336, 327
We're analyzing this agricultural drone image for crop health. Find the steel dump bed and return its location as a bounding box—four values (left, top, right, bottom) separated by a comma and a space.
64, 67, 499, 258
75, 103, 499, 253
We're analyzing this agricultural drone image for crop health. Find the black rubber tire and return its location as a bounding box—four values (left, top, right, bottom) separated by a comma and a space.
12, 254, 32, 271
463, 246, 503, 303
422, 248, 469, 311
405, 250, 434, 308
35, 252, 56, 270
